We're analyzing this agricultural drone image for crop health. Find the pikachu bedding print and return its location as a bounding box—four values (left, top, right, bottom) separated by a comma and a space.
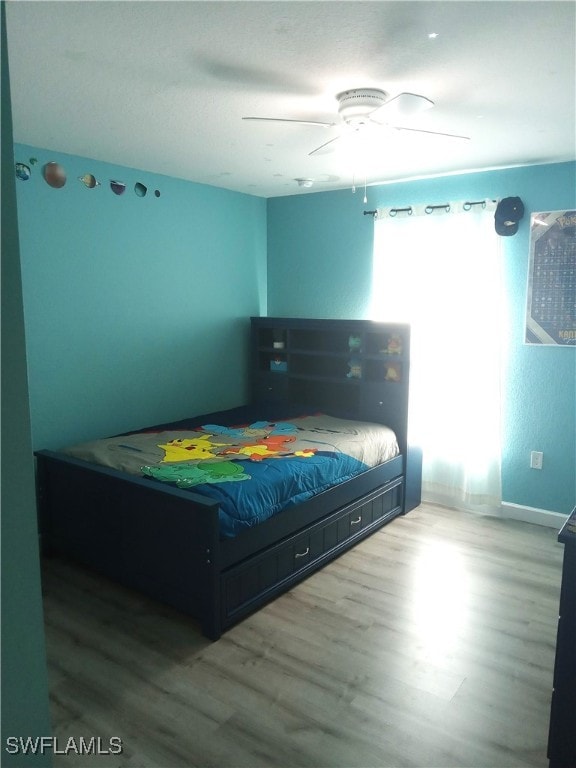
63, 414, 399, 538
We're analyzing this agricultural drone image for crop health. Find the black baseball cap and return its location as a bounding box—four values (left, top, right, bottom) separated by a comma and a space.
495, 197, 525, 236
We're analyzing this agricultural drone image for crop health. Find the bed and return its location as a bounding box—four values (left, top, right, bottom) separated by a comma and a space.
36, 317, 420, 640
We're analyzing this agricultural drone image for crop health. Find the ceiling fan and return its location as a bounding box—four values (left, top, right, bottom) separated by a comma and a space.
243, 88, 470, 155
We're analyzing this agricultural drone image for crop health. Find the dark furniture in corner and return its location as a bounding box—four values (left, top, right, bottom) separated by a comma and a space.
548, 507, 576, 768
36, 317, 421, 640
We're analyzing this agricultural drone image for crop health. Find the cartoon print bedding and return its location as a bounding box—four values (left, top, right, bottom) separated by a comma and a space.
63, 414, 399, 538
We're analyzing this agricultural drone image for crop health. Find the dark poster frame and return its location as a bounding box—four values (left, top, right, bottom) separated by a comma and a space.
525, 210, 576, 346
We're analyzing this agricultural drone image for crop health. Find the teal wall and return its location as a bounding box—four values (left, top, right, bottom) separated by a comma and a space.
1, 4, 52, 764
14, 144, 267, 451
267, 163, 576, 515
12, 144, 575, 514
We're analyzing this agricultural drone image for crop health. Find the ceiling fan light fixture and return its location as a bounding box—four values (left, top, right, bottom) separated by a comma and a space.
336, 88, 388, 126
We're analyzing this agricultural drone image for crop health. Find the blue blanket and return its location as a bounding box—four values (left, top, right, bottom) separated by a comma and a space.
192, 450, 368, 538
63, 409, 399, 539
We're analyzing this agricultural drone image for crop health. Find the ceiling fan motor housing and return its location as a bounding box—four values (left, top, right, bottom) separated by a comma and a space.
337, 88, 388, 126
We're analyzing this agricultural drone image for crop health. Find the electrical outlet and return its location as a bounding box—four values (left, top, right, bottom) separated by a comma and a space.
530, 451, 544, 470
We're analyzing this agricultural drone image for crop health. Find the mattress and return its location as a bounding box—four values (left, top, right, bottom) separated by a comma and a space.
63, 411, 399, 538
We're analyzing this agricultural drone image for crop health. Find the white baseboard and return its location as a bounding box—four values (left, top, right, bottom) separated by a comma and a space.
501, 501, 567, 529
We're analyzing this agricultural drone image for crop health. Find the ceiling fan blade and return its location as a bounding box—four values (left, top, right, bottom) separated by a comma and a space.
370, 92, 434, 124
394, 125, 471, 140
242, 117, 335, 127
308, 134, 343, 156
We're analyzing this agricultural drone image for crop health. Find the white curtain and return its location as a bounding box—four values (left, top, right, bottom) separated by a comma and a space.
371, 202, 503, 514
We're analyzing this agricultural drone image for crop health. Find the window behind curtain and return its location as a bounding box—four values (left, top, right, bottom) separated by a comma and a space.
371, 205, 503, 513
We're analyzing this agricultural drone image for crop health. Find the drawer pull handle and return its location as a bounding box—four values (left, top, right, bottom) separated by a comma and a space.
350, 516, 362, 526
295, 547, 309, 558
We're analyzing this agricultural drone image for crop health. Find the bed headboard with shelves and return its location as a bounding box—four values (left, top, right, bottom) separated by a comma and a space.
250, 317, 411, 457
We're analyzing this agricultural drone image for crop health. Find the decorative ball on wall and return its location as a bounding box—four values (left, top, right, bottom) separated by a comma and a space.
78, 173, 101, 189
110, 180, 126, 195
134, 182, 147, 197
154, 189, 161, 197
43, 161, 67, 188
15, 162, 31, 181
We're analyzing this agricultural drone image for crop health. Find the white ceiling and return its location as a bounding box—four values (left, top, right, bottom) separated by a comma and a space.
6, 0, 576, 198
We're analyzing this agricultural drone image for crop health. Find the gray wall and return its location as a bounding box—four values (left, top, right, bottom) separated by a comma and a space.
1, 3, 52, 764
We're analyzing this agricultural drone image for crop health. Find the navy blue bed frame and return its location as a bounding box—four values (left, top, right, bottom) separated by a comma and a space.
36, 318, 419, 640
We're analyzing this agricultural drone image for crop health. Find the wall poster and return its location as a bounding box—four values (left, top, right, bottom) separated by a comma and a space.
525, 210, 576, 345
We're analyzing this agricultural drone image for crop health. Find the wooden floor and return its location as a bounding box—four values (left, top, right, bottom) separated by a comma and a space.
41, 503, 564, 768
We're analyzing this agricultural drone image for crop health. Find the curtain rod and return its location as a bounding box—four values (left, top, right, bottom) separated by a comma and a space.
363, 199, 490, 218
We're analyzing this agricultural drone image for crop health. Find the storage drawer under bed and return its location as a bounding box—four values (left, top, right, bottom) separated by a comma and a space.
221, 476, 403, 626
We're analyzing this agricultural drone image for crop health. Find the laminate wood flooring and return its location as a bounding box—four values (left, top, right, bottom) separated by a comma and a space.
41, 503, 564, 768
